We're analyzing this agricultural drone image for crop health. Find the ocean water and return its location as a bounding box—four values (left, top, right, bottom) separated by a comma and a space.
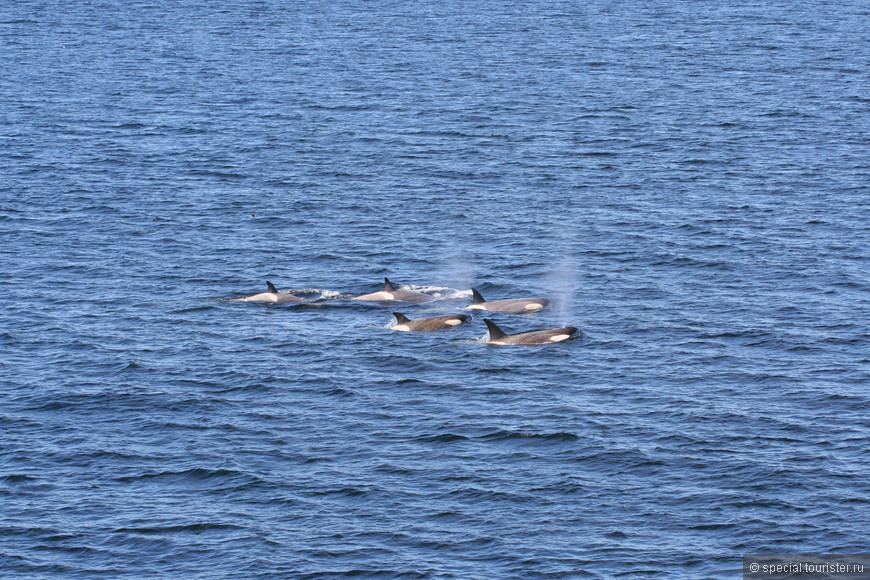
2, 1, 869, 578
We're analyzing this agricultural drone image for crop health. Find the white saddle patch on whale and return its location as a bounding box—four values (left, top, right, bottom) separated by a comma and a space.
242, 293, 278, 303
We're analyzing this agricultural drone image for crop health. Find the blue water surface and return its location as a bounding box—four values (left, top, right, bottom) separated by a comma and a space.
2, 1, 869, 578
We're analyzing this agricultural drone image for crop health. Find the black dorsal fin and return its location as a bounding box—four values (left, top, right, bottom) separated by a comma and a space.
471, 288, 486, 304
483, 319, 508, 341
266, 281, 278, 293
393, 312, 410, 324
383, 278, 396, 291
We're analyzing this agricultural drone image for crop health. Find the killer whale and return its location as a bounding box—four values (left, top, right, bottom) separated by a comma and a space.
238, 281, 302, 303
469, 288, 549, 314
352, 278, 432, 303
482, 318, 578, 345
391, 312, 469, 332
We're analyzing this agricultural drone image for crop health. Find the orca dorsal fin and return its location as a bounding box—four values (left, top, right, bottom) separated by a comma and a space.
471, 288, 486, 304
266, 281, 278, 293
483, 319, 508, 341
383, 278, 396, 291
393, 312, 410, 324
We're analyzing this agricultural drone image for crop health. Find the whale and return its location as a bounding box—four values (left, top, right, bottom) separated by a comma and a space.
482, 318, 578, 345
352, 278, 432, 303
469, 288, 549, 314
391, 312, 469, 332
239, 281, 302, 303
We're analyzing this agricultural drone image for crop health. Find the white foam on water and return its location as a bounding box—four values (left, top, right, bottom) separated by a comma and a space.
306, 289, 342, 300
402, 285, 471, 301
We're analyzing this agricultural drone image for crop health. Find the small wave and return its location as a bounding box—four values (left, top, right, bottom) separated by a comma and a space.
478, 430, 579, 443
213, 382, 274, 395
414, 433, 471, 444
0, 474, 39, 484
113, 522, 243, 535
114, 468, 259, 487
687, 522, 738, 531
118, 468, 230, 481
446, 487, 531, 503
306, 486, 371, 498
117, 361, 142, 373
373, 462, 416, 476
172, 305, 216, 314
476, 364, 516, 373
